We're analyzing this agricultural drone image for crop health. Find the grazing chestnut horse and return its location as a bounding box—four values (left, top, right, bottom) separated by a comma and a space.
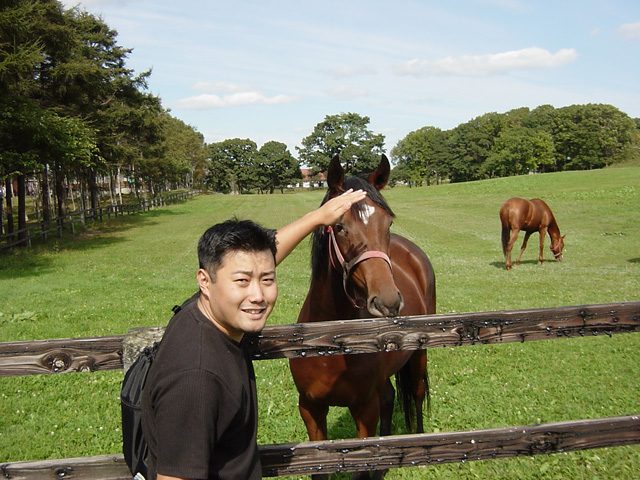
500, 197, 565, 271
289, 154, 436, 479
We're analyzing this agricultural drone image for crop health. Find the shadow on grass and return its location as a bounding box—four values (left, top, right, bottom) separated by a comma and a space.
629, 258, 640, 264
490, 259, 554, 270
0, 208, 184, 280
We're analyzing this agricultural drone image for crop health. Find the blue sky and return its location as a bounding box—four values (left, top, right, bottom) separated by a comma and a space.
62, 0, 640, 156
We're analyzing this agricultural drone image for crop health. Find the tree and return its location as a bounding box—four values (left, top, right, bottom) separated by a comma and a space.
297, 113, 385, 176
485, 127, 555, 176
160, 115, 207, 190
446, 112, 506, 182
257, 141, 301, 193
391, 126, 447, 186
0, 0, 103, 238
552, 104, 638, 170
207, 139, 258, 194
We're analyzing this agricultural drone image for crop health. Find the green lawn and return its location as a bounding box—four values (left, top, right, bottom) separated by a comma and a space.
1, 167, 639, 478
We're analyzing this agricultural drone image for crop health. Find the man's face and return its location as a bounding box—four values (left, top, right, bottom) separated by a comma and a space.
198, 249, 277, 342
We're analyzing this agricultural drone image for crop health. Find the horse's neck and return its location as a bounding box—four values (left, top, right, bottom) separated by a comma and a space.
547, 217, 561, 240
307, 267, 359, 320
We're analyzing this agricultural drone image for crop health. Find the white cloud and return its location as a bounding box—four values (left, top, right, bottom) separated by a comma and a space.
326, 65, 377, 78
326, 85, 371, 99
190, 81, 249, 93
394, 47, 578, 77
174, 91, 298, 110
618, 21, 640, 40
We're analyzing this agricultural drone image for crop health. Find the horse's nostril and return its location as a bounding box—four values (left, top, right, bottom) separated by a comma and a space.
368, 293, 403, 318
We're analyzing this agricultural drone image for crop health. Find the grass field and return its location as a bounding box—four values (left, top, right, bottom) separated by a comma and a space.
1, 166, 639, 479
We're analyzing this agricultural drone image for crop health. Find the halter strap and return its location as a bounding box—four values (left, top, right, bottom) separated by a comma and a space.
327, 226, 393, 309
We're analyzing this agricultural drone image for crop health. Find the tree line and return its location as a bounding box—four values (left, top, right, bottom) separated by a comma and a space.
2, 1, 639, 243
391, 104, 640, 186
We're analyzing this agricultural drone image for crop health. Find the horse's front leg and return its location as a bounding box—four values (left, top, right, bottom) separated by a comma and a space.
349, 399, 382, 480
538, 227, 548, 265
298, 396, 330, 480
516, 231, 532, 266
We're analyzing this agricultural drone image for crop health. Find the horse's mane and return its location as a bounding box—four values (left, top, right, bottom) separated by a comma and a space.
310, 175, 394, 281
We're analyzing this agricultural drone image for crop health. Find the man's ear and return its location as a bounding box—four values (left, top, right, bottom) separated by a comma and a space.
197, 268, 210, 297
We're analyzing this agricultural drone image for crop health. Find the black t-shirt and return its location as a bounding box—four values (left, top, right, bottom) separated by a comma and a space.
141, 296, 261, 480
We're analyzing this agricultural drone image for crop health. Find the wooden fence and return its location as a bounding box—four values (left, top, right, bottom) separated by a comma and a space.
0, 191, 199, 250
1, 302, 639, 478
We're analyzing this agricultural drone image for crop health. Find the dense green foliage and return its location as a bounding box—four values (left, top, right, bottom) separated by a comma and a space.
1, 166, 638, 478
206, 139, 301, 194
0, 0, 207, 235
392, 104, 639, 185
297, 112, 386, 176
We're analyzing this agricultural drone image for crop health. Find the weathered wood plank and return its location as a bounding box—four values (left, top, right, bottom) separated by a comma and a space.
3, 416, 638, 478
0, 454, 130, 480
260, 415, 640, 476
0, 336, 124, 377
1, 302, 638, 377
248, 301, 640, 359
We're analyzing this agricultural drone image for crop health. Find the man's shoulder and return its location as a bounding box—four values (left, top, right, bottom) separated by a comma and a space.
157, 296, 242, 374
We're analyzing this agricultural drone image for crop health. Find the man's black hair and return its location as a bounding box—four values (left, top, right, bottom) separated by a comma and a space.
198, 218, 277, 277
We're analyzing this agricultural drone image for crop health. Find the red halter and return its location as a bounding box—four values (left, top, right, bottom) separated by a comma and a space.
327, 225, 393, 309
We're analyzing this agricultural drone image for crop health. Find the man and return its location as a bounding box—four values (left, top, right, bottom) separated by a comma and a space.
141, 189, 366, 480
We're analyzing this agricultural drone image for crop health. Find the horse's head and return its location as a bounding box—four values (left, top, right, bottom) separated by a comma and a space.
320, 153, 403, 317
551, 235, 565, 261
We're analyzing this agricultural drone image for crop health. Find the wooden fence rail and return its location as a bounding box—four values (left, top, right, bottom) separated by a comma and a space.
3, 415, 639, 479
2, 302, 638, 377
1, 301, 639, 478
0, 191, 199, 250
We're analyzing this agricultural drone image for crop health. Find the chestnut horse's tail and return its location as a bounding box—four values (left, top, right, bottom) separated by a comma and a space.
395, 359, 429, 433
500, 208, 510, 257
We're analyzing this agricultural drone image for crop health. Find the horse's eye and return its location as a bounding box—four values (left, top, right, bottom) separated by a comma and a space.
334, 224, 344, 233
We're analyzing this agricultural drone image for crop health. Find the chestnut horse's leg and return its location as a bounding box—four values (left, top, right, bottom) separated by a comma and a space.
506, 228, 521, 270
515, 231, 532, 267
538, 226, 548, 265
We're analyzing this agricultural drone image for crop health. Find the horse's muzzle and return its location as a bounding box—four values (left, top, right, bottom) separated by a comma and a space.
368, 291, 404, 317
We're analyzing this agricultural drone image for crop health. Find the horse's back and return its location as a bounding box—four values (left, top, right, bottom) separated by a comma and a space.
500, 197, 529, 228
390, 234, 436, 316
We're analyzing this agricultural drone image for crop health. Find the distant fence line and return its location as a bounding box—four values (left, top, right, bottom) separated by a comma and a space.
0, 191, 199, 251
0, 302, 639, 478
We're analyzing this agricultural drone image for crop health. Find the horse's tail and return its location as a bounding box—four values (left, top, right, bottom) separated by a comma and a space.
501, 224, 510, 257
395, 357, 430, 433
500, 208, 510, 257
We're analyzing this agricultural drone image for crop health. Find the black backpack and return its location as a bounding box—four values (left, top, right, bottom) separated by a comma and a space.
120, 341, 159, 479
121, 294, 197, 479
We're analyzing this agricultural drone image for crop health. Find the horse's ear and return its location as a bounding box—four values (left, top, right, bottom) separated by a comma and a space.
327, 154, 344, 193
368, 154, 390, 191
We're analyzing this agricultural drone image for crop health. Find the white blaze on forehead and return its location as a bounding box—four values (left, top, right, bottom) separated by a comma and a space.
359, 204, 376, 225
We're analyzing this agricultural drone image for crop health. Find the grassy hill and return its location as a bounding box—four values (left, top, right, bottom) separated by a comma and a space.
1, 166, 638, 478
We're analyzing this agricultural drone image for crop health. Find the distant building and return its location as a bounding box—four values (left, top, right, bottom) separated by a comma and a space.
293, 169, 327, 188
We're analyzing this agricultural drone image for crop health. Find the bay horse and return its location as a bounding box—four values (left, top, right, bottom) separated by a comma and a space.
289, 154, 436, 479
500, 197, 565, 271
